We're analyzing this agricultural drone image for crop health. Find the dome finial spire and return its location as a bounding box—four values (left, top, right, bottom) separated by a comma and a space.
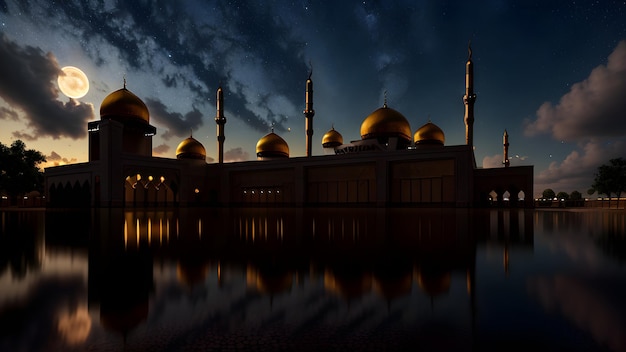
467, 40, 472, 60
123, 74, 127, 89
383, 90, 388, 108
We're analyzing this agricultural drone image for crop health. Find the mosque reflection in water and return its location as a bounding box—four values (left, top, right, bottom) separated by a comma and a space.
102, 208, 528, 347
6, 208, 626, 351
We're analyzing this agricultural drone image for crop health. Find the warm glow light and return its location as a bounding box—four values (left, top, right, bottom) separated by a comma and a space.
194, 188, 200, 193
57, 306, 92, 345
57, 66, 89, 99
148, 175, 153, 182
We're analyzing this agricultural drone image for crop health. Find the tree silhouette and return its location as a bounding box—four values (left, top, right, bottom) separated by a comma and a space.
0, 140, 46, 205
556, 191, 570, 201
591, 158, 626, 208
542, 188, 555, 200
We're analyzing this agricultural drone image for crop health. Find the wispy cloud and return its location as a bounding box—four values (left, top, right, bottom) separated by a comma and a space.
152, 143, 170, 156
0, 106, 18, 121
45, 151, 78, 167
224, 147, 250, 162
145, 98, 204, 140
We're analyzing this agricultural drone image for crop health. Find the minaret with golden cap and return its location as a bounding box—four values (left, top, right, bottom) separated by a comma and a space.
215, 86, 226, 163
503, 129, 510, 168
303, 68, 315, 157
463, 42, 477, 147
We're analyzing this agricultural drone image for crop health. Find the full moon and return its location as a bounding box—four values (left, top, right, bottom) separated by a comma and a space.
58, 66, 89, 99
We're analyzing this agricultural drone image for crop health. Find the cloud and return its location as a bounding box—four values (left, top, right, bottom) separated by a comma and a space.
11, 131, 37, 141
224, 147, 250, 162
525, 41, 626, 141
45, 151, 78, 166
145, 98, 204, 140
0, 34, 95, 140
534, 140, 624, 194
0, 106, 18, 120
482, 154, 503, 168
482, 154, 528, 168
152, 143, 170, 155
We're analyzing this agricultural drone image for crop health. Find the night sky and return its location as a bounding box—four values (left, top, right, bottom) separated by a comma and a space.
1, 1, 625, 197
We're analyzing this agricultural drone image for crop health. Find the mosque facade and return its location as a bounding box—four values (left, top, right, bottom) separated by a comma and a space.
44, 49, 533, 208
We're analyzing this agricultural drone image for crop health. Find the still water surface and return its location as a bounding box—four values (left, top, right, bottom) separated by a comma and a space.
1, 208, 625, 351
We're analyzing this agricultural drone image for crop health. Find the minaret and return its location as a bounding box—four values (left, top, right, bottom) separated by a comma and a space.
215, 86, 226, 164
503, 129, 510, 168
463, 42, 477, 147
303, 69, 315, 157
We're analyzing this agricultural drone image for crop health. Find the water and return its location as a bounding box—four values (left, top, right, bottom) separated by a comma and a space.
1, 208, 625, 352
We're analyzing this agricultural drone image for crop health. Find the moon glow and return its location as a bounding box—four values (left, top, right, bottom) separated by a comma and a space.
58, 66, 89, 99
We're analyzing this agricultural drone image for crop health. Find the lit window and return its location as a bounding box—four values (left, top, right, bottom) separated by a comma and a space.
148, 176, 153, 182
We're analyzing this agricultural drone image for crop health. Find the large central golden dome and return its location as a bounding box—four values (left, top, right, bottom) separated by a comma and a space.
256, 132, 289, 159
176, 136, 206, 161
100, 87, 150, 124
360, 104, 411, 143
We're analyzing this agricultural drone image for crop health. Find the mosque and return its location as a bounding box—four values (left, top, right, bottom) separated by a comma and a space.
44, 48, 533, 208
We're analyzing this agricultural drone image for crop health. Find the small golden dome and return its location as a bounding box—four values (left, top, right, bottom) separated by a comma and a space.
360, 104, 412, 143
176, 136, 206, 160
256, 132, 289, 158
100, 87, 149, 124
322, 127, 343, 148
414, 121, 445, 145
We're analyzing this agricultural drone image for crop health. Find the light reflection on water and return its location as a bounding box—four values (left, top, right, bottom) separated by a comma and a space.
0, 208, 625, 351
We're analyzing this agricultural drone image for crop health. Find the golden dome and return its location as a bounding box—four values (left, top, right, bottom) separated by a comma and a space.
176, 136, 206, 160
360, 104, 412, 143
100, 87, 149, 124
322, 127, 343, 148
414, 121, 445, 145
256, 132, 289, 158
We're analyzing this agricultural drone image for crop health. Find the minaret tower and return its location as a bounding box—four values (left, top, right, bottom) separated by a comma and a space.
463, 42, 477, 147
303, 69, 315, 157
215, 86, 226, 164
503, 129, 510, 168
